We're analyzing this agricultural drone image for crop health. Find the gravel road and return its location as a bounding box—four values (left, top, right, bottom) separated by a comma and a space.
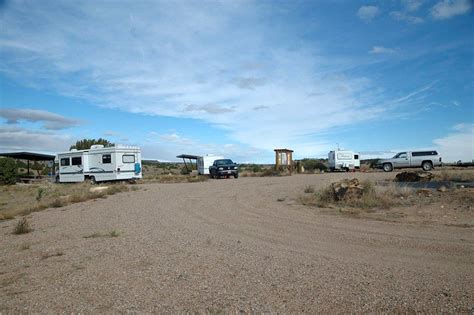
1, 173, 473, 313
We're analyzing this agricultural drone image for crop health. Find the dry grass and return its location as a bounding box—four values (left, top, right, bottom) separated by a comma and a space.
84, 230, 121, 238
41, 251, 64, 260
435, 169, 474, 182
304, 185, 315, 193
13, 217, 32, 235
300, 180, 401, 210
144, 174, 209, 183
0, 182, 133, 220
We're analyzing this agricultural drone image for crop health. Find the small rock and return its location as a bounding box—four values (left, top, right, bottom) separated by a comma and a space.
437, 186, 447, 192
89, 186, 109, 193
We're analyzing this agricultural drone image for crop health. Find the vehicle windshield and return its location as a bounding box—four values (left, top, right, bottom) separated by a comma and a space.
215, 159, 234, 165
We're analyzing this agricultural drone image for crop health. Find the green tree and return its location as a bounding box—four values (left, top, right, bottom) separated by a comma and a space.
0, 157, 18, 185
70, 138, 114, 150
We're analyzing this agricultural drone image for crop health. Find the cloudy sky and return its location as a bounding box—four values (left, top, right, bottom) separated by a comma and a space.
0, 0, 473, 162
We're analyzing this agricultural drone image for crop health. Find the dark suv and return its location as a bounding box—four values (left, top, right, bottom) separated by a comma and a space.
209, 159, 239, 179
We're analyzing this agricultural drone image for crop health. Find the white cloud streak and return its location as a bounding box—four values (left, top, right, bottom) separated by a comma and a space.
369, 46, 397, 54
430, 0, 472, 19
0, 1, 436, 159
357, 6, 380, 21
0, 108, 80, 130
0, 126, 73, 153
433, 123, 474, 162
390, 11, 424, 23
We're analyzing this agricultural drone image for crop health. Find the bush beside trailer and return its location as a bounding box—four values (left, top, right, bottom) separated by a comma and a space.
55, 145, 142, 183
328, 150, 360, 171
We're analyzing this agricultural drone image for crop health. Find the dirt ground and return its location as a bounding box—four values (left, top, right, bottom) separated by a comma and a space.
1, 172, 473, 312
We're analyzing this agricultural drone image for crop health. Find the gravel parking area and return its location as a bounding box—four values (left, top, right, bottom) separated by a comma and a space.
1, 172, 473, 312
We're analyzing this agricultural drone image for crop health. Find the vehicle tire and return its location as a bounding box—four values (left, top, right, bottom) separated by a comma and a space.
234, 174, 238, 179
329, 167, 335, 172
90, 176, 97, 185
422, 161, 433, 171
383, 163, 393, 172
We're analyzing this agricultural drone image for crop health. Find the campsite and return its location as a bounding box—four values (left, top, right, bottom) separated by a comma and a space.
0, 167, 473, 312
1, 0, 473, 312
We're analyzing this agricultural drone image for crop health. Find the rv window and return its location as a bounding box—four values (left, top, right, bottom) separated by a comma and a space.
71, 157, 82, 166
354, 154, 359, 159
122, 155, 135, 163
102, 154, 111, 164
60, 158, 70, 166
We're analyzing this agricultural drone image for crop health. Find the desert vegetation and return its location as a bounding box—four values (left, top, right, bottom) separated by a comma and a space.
299, 179, 401, 210
0, 182, 131, 220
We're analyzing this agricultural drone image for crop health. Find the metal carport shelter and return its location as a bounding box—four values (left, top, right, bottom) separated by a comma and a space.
0, 152, 55, 177
176, 154, 200, 173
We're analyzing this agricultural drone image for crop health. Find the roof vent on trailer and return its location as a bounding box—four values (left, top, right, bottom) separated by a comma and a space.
90, 145, 104, 149
70, 149, 78, 152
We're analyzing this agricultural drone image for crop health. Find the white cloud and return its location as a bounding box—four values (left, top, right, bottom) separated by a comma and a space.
430, 0, 472, 19
433, 123, 474, 163
402, 0, 424, 12
0, 126, 73, 153
0, 108, 80, 130
369, 46, 397, 54
143, 131, 267, 162
357, 6, 380, 21
0, 2, 437, 160
390, 11, 424, 23
158, 133, 193, 145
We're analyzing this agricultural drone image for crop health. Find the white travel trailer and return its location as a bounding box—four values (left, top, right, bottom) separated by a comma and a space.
197, 155, 224, 175
328, 150, 360, 171
55, 145, 142, 183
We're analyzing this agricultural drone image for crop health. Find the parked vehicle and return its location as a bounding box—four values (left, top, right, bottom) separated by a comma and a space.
55, 145, 142, 183
376, 151, 442, 172
209, 159, 239, 178
328, 150, 360, 171
197, 155, 224, 175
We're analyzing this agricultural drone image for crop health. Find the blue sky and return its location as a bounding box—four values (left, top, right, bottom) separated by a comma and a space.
0, 0, 473, 163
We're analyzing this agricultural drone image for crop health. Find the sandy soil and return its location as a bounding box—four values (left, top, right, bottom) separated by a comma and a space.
1, 172, 473, 313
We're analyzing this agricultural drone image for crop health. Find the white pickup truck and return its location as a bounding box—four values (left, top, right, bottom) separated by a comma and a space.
376, 151, 442, 172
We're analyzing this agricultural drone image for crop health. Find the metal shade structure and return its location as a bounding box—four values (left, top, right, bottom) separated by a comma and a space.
0, 151, 55, 177
176, 154, 200, 173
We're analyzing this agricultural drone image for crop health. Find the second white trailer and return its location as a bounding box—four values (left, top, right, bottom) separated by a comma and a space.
328, 150, 360, 171
197, 155, 224, 175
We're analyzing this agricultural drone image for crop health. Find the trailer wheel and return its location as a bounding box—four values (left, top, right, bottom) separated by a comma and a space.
90, 176, 97, 185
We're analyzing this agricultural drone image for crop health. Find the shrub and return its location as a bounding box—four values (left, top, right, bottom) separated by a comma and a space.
303, 180, 397, 210
300, 159, 328, 172
50, 198, 64, 208
304, 185, 315, 193
180, 167, 191, 175
36, 188, 45, 201
13, 217, 31, 235
0, 157, 18, 185
250, 164, 263, 173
